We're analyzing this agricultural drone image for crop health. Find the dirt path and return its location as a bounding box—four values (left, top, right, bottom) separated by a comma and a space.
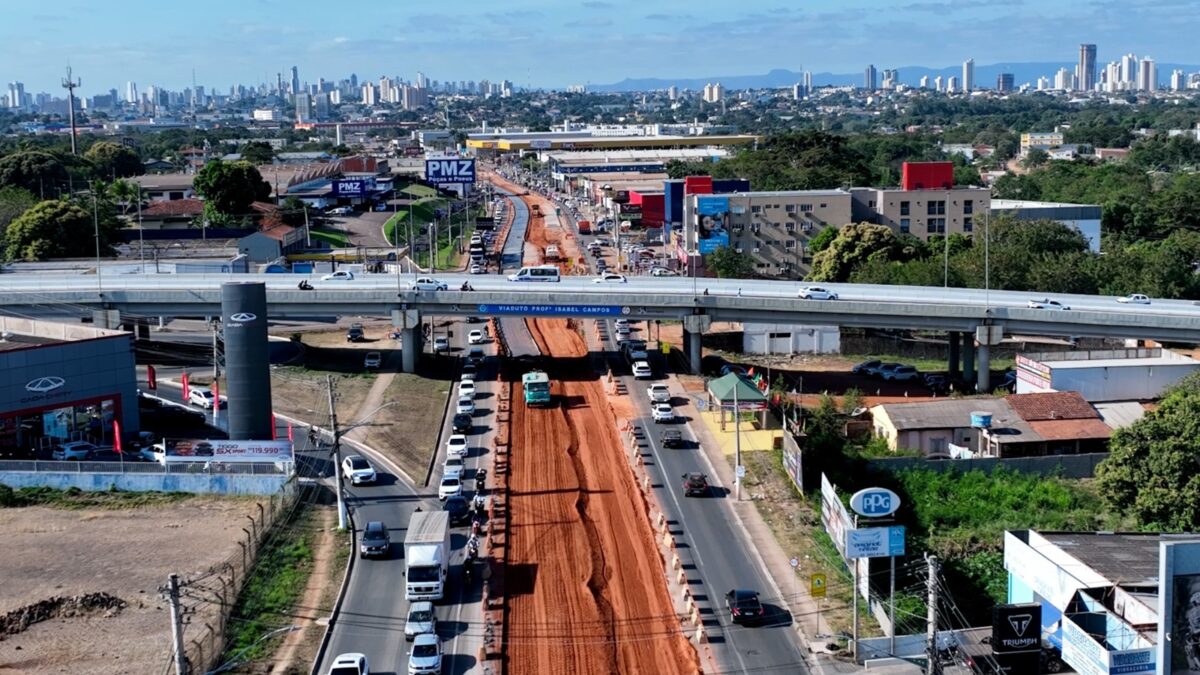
268, 509, 336, 674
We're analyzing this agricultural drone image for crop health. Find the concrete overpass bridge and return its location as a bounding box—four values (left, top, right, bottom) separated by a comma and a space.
1, 274, 1198, 390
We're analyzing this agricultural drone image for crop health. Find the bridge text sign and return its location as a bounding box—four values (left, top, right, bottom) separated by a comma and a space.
476, 303, 625, 317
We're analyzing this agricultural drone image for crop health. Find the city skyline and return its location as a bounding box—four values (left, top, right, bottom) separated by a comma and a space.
3, 0, 1200, 93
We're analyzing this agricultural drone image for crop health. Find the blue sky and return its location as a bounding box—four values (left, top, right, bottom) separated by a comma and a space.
3, 0, 1196, 93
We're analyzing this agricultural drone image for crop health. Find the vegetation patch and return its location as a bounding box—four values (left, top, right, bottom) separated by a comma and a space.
0, 484, 195, 510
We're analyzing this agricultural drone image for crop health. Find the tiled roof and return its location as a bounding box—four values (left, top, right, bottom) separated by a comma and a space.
1006, 391, 1099, 421
142, 198, 204, 217
259, 224, 295, 241
1028, 419, 1113, 441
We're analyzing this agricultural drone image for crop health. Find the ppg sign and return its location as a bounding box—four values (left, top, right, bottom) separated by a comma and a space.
849, 487, 901, 517
425, 158, 476, 185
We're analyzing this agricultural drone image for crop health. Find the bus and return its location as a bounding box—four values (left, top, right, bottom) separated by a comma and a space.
507, 265, 560, 282
522, 370, 552, 406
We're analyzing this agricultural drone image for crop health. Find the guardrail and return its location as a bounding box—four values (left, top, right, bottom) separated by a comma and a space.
0, 460, 292, 475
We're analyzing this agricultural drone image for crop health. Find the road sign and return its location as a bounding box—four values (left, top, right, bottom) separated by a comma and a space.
736, 465, 746, 478
660, 341, 670, 354
790, 557, 800, 568
811, 573, 826, 598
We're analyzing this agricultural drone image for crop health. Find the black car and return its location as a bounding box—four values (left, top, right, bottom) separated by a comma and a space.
660, 430, 685, 449
346, 323, 365, 342
359, 520, 390, 558
452, 413, 473, 434
682, 472, 709, 497
193, 441, 214, 457
725, 589, 765, 625
444, 495, 471, 526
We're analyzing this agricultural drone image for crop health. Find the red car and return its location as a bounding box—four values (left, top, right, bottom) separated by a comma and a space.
682, 472, 709, 497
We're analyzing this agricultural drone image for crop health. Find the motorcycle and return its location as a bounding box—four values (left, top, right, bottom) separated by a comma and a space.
297, 280, 314, 291
460, 282, 474, 292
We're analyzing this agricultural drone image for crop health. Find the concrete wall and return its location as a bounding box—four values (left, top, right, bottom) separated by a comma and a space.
743, 323, 840, 355
0, 470, 291, 495
866, 452, 1109, 478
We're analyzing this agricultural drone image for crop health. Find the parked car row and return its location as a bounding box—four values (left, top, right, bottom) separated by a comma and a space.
851, 360, 921, 382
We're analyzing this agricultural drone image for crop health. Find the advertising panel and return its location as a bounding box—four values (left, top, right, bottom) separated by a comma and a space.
850, 487, 902, 517
162, 439, 294, 463
425, 157, 477, 185
529, 139, 552, 150
782, 442, 803, 493
993, 603, 1043, 674
820, 474, 853, 559
846, 526, 906, 559
1160, 540, 1200, 674
693, 195, 731, 255
332, 177, 376, 197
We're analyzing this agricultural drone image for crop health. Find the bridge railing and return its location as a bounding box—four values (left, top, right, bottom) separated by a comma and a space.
0, 460, 292, 475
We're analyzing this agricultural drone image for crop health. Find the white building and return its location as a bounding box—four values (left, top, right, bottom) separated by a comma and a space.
742, 323, 840, 355
252, 108, 280, 122
962, 58, 975, 92
1014, 348, 1200, 402
1138, 57, 1158, 92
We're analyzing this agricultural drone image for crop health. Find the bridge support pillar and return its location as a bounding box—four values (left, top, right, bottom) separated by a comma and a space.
962, 336, 976, 385
681, 315, 711, 375
91, 309, 120, 330
393, 308, 422, 374
948, 332, 961, 379
974, 325, 1004, 393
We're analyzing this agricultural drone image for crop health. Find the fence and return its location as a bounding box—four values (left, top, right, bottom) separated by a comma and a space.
865, 452, 1110, 479
0, 460, 290, 475
181, 477, 303, 674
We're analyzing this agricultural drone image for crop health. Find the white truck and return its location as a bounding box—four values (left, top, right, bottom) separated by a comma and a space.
404, 511, 450, 601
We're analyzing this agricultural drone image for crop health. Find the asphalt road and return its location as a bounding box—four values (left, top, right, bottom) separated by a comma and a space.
493, 184, 540, 357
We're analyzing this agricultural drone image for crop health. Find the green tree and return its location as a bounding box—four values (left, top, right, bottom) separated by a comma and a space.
810, 223, 915, 282
0, 185, 36, 241
83, 141, 143, 179
192, 159, 271, 219
239, 141, 275, 165
0, 150, 69, 197
1096, 385, 1200, 530
664, 159, 712, 179
806, 225, 839, 253
3, 199, 121, 261
706, 245, 755, 279
1020, 148, 1050, 169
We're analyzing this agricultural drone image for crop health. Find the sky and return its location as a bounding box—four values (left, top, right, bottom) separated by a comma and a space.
3, 0, 1198, 94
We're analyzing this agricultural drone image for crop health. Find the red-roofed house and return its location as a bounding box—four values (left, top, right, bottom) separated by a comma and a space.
989, 391, 1111, 457
139, 198, 205, 229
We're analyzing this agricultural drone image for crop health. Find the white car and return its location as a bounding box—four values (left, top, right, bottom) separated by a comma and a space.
438, 475, 463, 500
442, 456, 465, 480
616, 326, 632, 339
593, 272, 627, 283
1117, 293, 1151, 305
327, 206, 354, 216
188, 387, 224, 409
632, 361, 653, 379
363, 351, 382, 368
647, 384, 671, 403
322, 270, 355, 281
407, 633, 442, 674
470, 264, 485, 275
798, 286, 838, 300
412, 276, 448, 291
651, 403, 675, 423
614, 319, 631, 330
327, 652, 368, 675
458, 381, 476, 399
446, 434, 468, 459
650, 267, 678, 277
52, 441, 99, 461
404, 602, 437, 642
433, 336, 450, 352
456, 396, 476, 415
468, 330, 485, 344
341, 455, 377, 485
1028, 298, 1070, 310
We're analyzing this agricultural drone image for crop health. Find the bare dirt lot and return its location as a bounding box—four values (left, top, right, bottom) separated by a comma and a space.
0, 497, 257, 675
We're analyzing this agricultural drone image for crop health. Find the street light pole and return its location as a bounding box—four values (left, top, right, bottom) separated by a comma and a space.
326, 375, 346, 529
734, 382, 742, 501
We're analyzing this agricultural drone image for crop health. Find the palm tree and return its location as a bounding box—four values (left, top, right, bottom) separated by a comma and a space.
109, 179, 140, 217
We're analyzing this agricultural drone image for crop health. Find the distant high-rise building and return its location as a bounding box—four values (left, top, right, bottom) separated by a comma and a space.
290, 66, 300, 95
947, 75, 959, 93
864, 64, 877, 91
361, 83, 377, 105
919, 75, 930, 89
934, 75, 944, 92
702, 82, 724, 103
1078, 44, 1097, 91
1171, 69, 1186, 91
314, 93, 330, 120
1037, 76, 1051, 91
1055, 67, 1074, 91
668, 85, 678, 100
1104, 62, 1122, 92
882, 69, 898, 89
7, 82, 24, 109
1138, 57, 1157, 92
1120, 54, 1138, 89
125, 81, 138, 104
996, 73, 1014, 93
792, 83, 805, 100
294, 93, 312, 122
962, 58, 975, 92
803, 71, 812, 95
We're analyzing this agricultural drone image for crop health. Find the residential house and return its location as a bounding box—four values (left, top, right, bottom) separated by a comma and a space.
137, 198, 204, 229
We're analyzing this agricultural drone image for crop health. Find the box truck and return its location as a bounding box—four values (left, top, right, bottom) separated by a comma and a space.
404, 511, 450, 601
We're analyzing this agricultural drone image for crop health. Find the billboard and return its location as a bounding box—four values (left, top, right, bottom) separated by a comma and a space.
1160, 540, 1200, 674
694, 196, 731, 254
820, 473, 853, 559
993, 603, 1043, 674
782, 441, 802, 492
425, 157, 477, 185
160, 439, 294, 463
846, 526, 906, 559
332, 177, 376, 197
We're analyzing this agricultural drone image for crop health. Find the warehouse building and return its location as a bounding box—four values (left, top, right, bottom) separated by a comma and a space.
1015, 348, 1200, 402
990, 199, 1103, 252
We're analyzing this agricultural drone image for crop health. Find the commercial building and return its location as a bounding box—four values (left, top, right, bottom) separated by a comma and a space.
1022, 131, 1065, 153
1015, 348, 1200, 402
0, 317, 139, 455
742, 324, 840, 355
850, 162, 990, 238
681, 187, 852, 278
990, 199, 1103, 252
1003, 530, 1200, 675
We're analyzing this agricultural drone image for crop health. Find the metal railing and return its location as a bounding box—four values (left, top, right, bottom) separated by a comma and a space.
0, 460, 293, 475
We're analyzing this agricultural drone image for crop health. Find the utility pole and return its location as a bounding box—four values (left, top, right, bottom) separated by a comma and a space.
137, 185, 145, 273
926, 554, 941, 675
62, 67, 80, 156
92, 186, 103, 291
326, 375, 347, 529
733, 382, 741, 501
164, 573, 189, 675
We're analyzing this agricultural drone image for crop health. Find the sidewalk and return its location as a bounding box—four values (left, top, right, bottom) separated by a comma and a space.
681, 390, 922, 675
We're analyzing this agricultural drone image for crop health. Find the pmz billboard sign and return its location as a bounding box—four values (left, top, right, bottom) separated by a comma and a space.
425, 157, 476, 185
333, 177, 376, 197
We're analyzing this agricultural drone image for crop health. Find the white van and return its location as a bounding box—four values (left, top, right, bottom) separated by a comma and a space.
507, 265, 561, 282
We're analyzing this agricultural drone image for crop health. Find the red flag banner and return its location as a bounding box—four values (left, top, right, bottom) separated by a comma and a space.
147, 365, 157, 390
213, 379, 220, 407
272, 414, 278, 440
181, 371, 190, 399
287, 421, 294, 442
113, 420, 122, 454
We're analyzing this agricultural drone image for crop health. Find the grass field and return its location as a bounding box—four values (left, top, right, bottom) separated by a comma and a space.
308, 227, 351, 248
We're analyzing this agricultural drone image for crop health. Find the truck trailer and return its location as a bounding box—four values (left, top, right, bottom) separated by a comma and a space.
404, 511, 450, 601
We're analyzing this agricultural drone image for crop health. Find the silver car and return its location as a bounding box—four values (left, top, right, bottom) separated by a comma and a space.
404, 601, 437, 641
